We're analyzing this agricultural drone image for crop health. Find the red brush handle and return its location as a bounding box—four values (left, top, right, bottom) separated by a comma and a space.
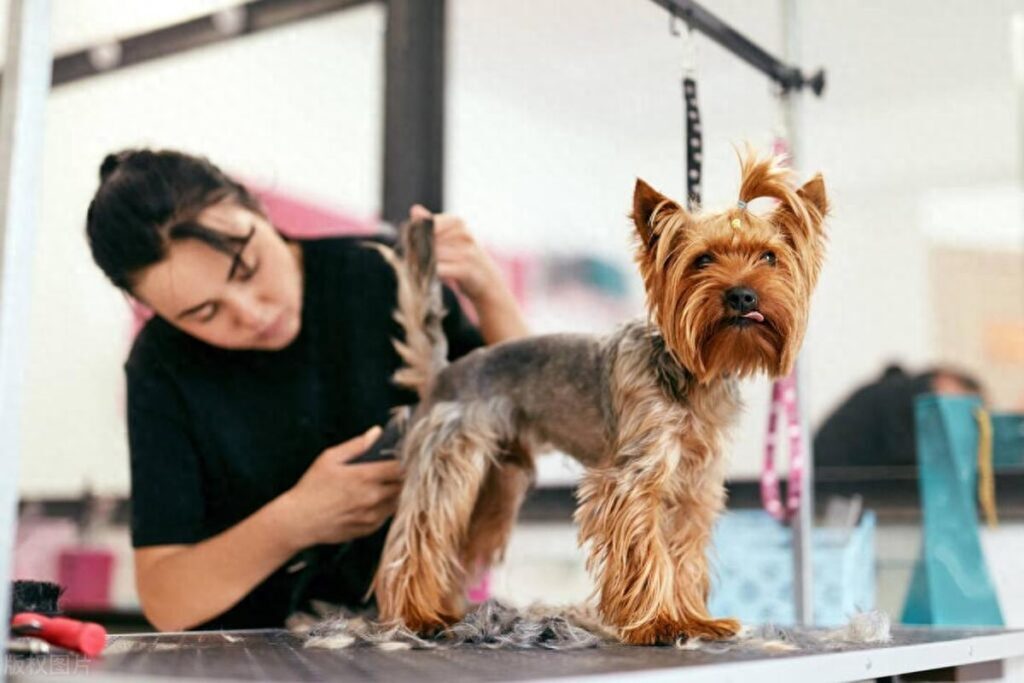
11, 612, 107, 657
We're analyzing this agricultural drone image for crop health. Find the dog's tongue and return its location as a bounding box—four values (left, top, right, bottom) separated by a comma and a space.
742, 311, 765, 323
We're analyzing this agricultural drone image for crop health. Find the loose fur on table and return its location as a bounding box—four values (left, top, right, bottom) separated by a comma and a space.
290, 601, 891, 653
290, 600, 613, 651
368, 149, 829, 645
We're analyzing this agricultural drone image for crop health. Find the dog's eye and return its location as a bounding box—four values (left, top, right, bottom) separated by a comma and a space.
694, 253, 715, 270
760, 251, 777, 266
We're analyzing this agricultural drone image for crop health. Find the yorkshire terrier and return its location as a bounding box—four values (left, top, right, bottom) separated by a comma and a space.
369, 150, 828, 645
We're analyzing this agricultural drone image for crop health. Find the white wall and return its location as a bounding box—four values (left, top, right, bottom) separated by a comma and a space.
15, 0, 1024, 495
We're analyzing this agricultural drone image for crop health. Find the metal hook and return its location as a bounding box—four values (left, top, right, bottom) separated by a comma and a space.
669, 11, 697, 76
769, 81, 790, 143
681, 27, 697, 77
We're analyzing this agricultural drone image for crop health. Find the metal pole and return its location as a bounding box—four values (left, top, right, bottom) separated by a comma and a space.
1013, 13, 1024, 188
382, 0, 446, 225
780, 0, 814, 627
42, 0, 373, 89
649, 0, 824, 95
0, 0, 52, 665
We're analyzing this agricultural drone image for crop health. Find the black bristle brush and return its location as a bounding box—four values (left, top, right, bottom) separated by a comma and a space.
11, 580, 63, 616
9, 581, 107, 657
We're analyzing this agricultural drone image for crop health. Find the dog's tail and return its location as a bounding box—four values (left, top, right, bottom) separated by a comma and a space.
371, 218, 448, 400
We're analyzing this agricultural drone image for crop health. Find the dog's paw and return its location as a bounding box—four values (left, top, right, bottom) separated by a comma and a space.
402, 611, 461, 636
620, 616, 740, 645
620, 617, 682, 646
678, 616, 740, 641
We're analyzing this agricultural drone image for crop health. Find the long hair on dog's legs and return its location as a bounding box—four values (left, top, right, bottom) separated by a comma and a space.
576, 415, 739, 644
373, 399, 515, 631
576, 447, 737, 644
576, 444, 678, 646
663, 455, 739, 641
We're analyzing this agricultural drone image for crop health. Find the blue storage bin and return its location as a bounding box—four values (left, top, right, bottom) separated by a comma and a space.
708, 510, 876, 626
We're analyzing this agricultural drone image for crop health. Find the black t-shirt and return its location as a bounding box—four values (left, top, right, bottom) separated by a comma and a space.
125, 236, 483, 629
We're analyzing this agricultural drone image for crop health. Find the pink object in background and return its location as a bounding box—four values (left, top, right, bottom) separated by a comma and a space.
128, 298, 154, 339
467, 570, 492, 603
57, 548, 114, 610
760, 370, 803, 522
13, 515, 78, 583
490, 253, 529, 308
254, 185, 375, 239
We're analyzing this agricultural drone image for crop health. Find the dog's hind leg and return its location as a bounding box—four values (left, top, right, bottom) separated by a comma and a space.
372, 400, 513, 632
461, 442, 534, 584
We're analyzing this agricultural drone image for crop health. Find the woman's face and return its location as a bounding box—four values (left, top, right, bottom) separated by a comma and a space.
132, 200, 303, 351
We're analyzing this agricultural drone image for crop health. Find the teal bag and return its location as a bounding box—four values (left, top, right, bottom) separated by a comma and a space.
901, 395, 1005, 626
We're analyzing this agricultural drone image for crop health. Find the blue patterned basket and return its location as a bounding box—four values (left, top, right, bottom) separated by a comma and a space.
708, 510, 876, 626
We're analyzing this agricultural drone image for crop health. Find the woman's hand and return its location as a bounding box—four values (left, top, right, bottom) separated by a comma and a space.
277, 426, 403, 548
409, 204, 504, 306
408, 204, 529, 343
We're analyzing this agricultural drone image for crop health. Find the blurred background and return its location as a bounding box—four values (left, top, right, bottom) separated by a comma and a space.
3, 0, 1022, 634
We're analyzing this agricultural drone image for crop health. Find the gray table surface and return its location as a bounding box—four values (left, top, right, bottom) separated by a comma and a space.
5, 626, 1024, 683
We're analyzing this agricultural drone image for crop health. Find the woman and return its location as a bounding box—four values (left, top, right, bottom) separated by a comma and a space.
86, 149, 527, 631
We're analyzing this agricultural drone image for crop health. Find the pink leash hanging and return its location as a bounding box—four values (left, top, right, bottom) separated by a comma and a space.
761, 371, 803, 522
761, 134, 804, 523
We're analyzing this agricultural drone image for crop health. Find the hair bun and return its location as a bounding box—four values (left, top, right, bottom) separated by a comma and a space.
99, 153, 124, 183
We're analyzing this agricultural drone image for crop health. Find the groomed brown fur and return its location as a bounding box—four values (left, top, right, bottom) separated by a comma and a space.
371, 150, 828, 644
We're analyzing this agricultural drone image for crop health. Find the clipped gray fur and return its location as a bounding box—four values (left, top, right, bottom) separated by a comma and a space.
299, 600, 607, 651
295, 602, 891, 652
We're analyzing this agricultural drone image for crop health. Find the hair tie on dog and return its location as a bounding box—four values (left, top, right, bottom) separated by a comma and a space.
732, 200, 747, 229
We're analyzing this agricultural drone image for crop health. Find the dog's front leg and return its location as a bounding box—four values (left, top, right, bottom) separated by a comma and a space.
576, 438, 738, 645
577, 430, 688, 643
663, 453, 740, 641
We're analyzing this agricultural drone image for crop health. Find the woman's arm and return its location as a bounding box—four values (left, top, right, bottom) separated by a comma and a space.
135, 428, 401, 631
467, 282, 529, 346
134, 494, 301, 631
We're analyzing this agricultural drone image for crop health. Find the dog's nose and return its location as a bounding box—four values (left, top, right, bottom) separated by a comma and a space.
725, 286, 759, 314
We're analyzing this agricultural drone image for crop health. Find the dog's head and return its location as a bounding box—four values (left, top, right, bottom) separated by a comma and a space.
631, 149, 828, 384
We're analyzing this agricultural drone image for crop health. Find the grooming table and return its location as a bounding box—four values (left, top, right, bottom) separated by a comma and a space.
5, 627, 1024, 682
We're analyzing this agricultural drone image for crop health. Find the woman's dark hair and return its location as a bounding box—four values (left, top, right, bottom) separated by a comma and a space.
86, 149, 266, 291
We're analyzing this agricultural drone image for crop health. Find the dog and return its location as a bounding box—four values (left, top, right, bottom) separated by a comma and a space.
369, 150, 828, 645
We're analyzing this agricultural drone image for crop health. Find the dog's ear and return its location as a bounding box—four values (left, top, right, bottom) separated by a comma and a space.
772, 173, 828, 236
632, 179, 683, 247
769, 172, 828, 291
797, 173, 828, 229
